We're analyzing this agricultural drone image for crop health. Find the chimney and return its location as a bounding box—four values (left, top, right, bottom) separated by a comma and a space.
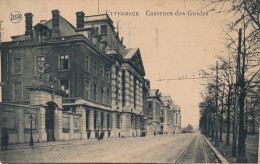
51, 9, 60, 37
76, 11, 85, 28
24, 13, 33, 38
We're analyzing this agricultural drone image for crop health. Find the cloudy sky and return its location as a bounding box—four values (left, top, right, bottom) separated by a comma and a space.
0, 0, 227, 128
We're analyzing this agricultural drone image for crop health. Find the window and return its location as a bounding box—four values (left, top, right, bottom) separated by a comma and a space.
36, 56, 45, 72
122, 70, 125, 105
101, 111, 104, 129
117, 113, 120, 129
86, 110, 90, 129
62, 115, 70, 133
116, 68, 119, 105
93, 61, 97, 75
94, 111, 97, 129
107, 113, 110, 129
148, 102, 153, 108
160, 117, 164, 123
85, 56, 90, 72
60, 80, 69, 95
100, 66, 104, 78
107, 88, 110, 104
101, 87, 104, 103
13, 58, 22, 74
106, 69, 110, 81
94, 84, 97, 101
60, 54, 69, 70
14, 82, 22, 101
101, 25, 107, 34
134, 79, 136, 108
85, 80, 90, 99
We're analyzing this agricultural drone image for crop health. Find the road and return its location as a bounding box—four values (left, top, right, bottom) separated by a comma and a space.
0, 133, 219, 163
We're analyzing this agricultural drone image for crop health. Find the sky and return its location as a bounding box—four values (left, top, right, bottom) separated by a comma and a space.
0, 0, 227, 128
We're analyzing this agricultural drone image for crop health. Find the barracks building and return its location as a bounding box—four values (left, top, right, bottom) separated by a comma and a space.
0, 10, 180, 144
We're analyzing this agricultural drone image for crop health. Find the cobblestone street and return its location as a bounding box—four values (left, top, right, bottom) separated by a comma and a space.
0, 133, 219, 163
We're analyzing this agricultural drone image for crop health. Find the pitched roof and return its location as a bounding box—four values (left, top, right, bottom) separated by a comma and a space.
123, 48, 139, 59
11, 15, 77, 41
44, 15, 77, 36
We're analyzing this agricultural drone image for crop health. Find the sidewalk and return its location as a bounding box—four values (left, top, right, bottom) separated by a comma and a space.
1, 137, 111, 152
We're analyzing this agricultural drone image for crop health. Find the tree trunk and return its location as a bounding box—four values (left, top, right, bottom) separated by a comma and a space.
226, 86, 232, 145
211, 117, 215, 141
237, 26, 247, 163
252, 112, 255, 135
208, 115, 211, 137
219, 85, 225, 142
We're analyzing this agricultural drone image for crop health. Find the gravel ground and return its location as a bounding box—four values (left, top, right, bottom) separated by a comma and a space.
0, 133, 218, 163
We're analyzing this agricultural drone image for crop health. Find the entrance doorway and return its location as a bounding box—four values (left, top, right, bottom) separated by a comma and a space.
46, 102, 57, 141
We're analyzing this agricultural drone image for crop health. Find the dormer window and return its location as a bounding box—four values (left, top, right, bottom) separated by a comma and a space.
101, 25, 107, 34
38, 30, 47, 41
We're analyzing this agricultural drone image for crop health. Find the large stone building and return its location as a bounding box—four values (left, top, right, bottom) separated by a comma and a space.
0, 10, 148, 144
145, 89, 161, 135
160, 95, 181, 134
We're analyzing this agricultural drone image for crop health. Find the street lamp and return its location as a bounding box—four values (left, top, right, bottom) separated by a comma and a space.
29, 114, 34, 146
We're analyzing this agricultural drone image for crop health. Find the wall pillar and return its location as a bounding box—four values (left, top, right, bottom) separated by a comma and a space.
17, 109, 25, 143
69, 112, 74, 140
123, 70, 130, 111
89, 110, 95, 138
139, 82, 143, 114
111, 65, 117, 110
121, 113, 130, 137
135, 80, 140, 111
130, 74, 134, 110
111, 112, 118, 137
118, 69, 123, 111
38, 107, 47, 142
77, 106, 87, 140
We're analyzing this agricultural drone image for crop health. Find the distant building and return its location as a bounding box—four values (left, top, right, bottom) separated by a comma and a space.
0, 10, 148, 144
160, 95, 181, 134
145, 89, 161, 135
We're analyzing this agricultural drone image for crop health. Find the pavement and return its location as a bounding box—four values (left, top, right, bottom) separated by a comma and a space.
0, 133, 221, 163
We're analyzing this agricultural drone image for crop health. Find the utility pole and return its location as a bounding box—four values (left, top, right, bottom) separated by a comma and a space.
232, 28, 242, 157
215, 61, 219, 146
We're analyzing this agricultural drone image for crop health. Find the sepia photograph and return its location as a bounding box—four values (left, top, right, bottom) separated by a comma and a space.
0, 0, 259, 163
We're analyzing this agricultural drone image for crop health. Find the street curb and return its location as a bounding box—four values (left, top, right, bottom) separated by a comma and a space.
202, 134, 229, 164
1, 138, 112, 152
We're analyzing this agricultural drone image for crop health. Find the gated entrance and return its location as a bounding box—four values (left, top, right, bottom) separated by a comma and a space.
45, 102, 57, 141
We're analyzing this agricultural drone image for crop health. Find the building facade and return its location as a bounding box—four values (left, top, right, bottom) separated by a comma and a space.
145, 89, 161, 135
160, 95, 181, 134
0, 10, 148, 144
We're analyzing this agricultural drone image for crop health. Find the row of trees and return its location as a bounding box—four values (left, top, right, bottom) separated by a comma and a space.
200, 0, 259, 163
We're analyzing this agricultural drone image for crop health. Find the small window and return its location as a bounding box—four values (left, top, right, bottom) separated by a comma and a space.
60, 80, 69, 95
93, 61, 97, 75
160, 117, 164, 123
94, 84, 97, 101
36, 56, 45, 72
101, 25, 107, 34
85, 80, 90, 99
106, 69, 110, 81
60, 54, 69, 70
107, 88, 110, 104
13, 58, 22, 74
100, 66, 104, 78
101, 87, 104, 103
148, 102, 152, 108
85, 56, 90, 72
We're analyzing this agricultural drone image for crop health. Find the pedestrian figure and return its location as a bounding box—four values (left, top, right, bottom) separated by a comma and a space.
1, 129, 9, 150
